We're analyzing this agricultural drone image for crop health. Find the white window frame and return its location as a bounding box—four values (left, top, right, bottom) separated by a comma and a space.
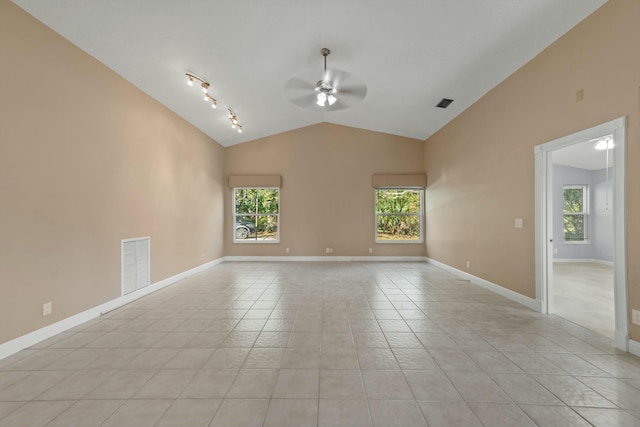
232, 187, 280, 244
374, 187, 424, 244
563, 184, 589, 244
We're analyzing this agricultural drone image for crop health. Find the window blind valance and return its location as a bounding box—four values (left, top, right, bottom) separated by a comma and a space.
372, 173, 427, 188
228, 175, 282, 188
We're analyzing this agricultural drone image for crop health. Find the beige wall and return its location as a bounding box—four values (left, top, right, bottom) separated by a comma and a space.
0, 3, 226, 344
424, 0, 640, 338
225, 123, 425, 257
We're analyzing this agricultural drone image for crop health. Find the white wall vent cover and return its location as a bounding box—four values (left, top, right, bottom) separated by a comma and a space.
121, 237, 150, 296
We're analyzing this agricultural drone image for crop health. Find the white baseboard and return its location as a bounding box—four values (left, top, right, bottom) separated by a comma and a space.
224, 256, 428, 262
628, 339, 640, 357
616, 332, 630, 353
554, 258, 614, 266
0, 257, 224, 361
425, 257, 540, 312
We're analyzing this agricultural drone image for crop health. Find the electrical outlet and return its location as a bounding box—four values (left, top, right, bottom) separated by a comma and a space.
632, 309, 640, 326
369, 248, 373, 253
286, 248, 290, 253
329, 248, 333, 253
326, 248, 330, 253
466, 261, 470, 269
515, 218, 523, 228
43, 302, 52, 316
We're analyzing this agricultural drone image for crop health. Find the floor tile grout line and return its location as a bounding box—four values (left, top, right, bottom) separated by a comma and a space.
347, 313, 375, 427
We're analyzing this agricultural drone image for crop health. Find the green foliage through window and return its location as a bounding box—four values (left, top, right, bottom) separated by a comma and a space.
563, 186, 587, 241
234, 188, 279, 241
375, 189, 422, 241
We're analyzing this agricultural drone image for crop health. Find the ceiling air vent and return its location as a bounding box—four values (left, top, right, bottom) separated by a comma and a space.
436, 98, 454, 109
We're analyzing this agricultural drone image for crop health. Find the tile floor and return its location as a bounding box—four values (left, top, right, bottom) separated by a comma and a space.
1, 261, 639, 426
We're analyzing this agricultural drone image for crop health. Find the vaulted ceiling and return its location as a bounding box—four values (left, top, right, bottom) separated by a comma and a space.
13, 0, 606, 147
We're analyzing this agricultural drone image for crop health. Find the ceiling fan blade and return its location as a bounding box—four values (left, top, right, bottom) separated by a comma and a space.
326, 68, 344, 81
289, 93, 318, 109
284, 77, 315, 92
337, 83, 367, 100
327, 69, 359, 85
325, 99, 351, 112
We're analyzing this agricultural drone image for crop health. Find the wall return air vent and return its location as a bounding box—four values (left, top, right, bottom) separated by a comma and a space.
121, 237, 150, 296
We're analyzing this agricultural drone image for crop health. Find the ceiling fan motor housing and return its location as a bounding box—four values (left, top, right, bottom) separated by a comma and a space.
315, 80, 336, 93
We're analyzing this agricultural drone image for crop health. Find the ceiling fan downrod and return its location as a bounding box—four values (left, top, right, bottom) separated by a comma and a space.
316, 48, 337, 106
321, 47, 330, 73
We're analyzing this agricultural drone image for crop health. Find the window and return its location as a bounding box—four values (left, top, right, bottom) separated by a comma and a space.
233, 188, 279, 243
563, 185, 588, 242
375, 188, 423, 242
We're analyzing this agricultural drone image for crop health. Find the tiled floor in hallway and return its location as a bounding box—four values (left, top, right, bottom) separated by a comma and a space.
1, 261, 639, 426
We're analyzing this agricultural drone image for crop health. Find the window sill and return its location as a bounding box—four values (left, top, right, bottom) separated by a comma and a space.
233, 240, 280, 244
375, 240, 424, 245
564, 240, 590, 245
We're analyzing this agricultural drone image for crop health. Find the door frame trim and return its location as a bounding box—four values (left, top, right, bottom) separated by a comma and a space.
534, 117, 628, 350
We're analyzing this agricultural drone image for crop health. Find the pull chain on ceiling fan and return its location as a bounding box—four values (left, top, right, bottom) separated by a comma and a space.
284, 47, 367, 112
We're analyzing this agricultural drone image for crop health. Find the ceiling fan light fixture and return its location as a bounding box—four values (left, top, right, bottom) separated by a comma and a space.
593, 136, 614, 150
315, 79, 338, 107
316, 92, 327, 106
283, 47, 367, 111
316, 90, 337, 107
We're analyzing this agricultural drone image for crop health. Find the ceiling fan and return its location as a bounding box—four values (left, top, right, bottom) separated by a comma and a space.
284, 48, 367, 111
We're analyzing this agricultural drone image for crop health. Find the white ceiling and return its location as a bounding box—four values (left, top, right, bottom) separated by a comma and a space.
12, 0, 606, 147
553, 137, 613, 171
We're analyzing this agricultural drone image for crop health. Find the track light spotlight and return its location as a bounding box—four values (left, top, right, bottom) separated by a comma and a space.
228, 109, 243, 133
203, 93, 217, 108
185, 73, 212, 94
186, 72, 245, 133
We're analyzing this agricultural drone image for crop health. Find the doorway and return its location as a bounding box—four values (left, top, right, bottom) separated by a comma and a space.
551, 138, 615, 337
534, 117, 628, 350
